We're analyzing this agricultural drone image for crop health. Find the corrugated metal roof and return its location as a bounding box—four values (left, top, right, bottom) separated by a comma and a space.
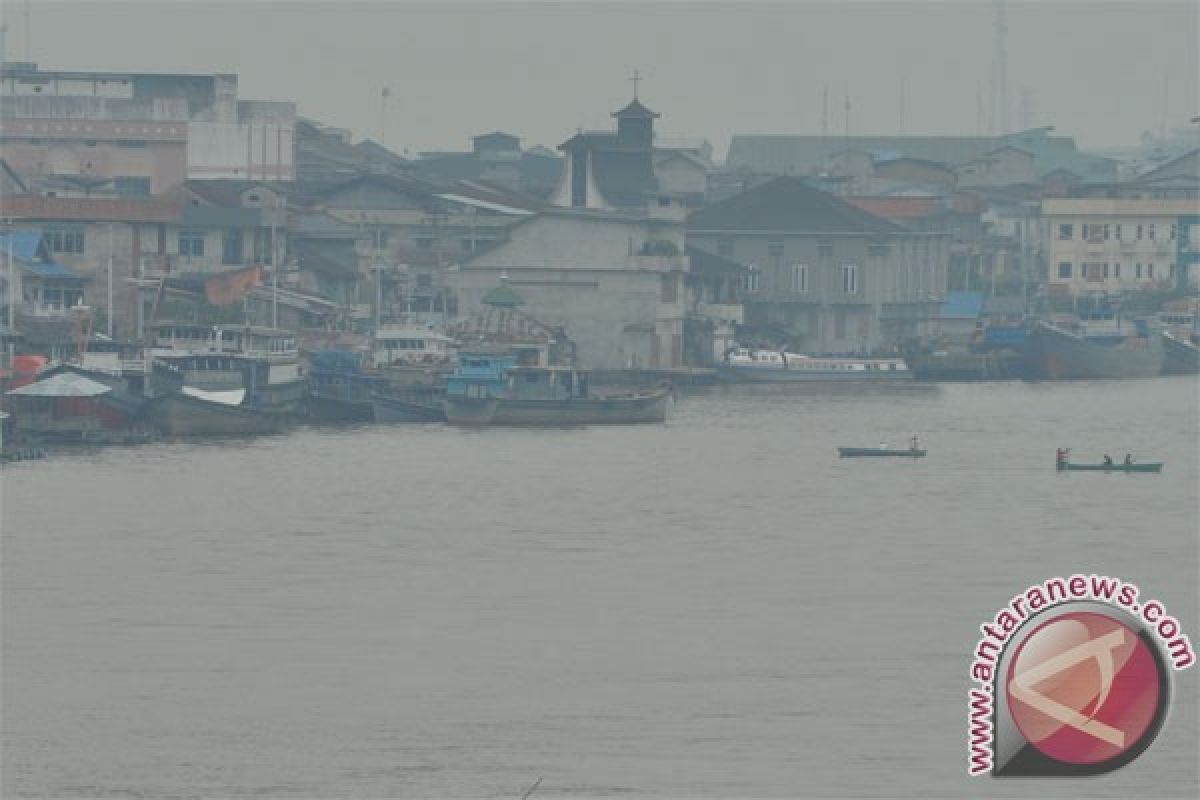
0, 231, 83, 279
7, 372, 112, 397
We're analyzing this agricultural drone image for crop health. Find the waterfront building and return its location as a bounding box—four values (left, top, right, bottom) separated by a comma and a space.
688, 176, 950, 353
0, 62, 296, 191
1041, 196, 1200, 296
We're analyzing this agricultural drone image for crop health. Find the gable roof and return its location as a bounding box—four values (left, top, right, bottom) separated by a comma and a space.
846, 196, 943, 220
7, 372, 112, 397
685, 245, 749, 276
687, 176, 903, 234
613, 98, 660, 119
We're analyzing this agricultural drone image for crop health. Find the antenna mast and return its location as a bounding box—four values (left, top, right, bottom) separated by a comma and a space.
990, 0, 1009, 135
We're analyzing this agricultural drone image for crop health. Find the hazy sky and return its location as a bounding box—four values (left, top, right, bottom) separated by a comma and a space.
10, 1, 1200, 159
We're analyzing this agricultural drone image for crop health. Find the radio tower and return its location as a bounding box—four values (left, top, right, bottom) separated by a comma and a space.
989, 0, 1010, 136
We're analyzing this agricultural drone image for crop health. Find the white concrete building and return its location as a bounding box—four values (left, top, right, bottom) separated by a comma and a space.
1041, 197, 1199, 296
451, 205, 691, 369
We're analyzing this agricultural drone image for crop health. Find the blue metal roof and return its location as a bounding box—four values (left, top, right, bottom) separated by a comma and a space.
939, 291, 985, 320
0, 231, 82, 280
0, 230, 44, 261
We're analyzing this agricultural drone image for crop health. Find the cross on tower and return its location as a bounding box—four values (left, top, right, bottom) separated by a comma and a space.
629, 69, 642, 99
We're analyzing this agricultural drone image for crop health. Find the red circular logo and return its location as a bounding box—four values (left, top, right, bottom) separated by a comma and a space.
1006, 611, 1163, 765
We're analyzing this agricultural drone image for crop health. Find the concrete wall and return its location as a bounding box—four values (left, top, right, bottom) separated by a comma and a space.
688, 231, 948, 353
1042, 198, 1193, 294
453, 212, 690, 368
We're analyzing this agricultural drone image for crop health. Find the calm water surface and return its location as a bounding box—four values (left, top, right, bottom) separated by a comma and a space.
3, 379, 1198, 798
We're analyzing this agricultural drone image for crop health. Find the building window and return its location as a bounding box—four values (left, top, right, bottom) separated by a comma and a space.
222, 231, 243, 265
840, 264, 858, 294
1147, 264, 1154, 279
1148, 223, 1156, 241
1170, 224, 1177, 241
1057, 224, 1073, 240
1136, 224, 1144, 240
1102, 263, 1109, 279
178, 231, 205, 257
743, 266, 760, 293
45, 227, 85, 254
113, 176, 151, 197
818, 243, 834, 257
1136, 263, 1142, 279
1114, 224, 1122, 240
1168, 264, 1174, 279
1058, 262, 1072, 279
791, 264, 809, 293
717, 238, 733, 258
1103, 224, 1110, 240
1114, 263, 1121, 278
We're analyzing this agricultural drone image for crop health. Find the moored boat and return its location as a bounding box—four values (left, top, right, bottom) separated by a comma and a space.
442, 353, 669, 426
148, 388, 290, 436
719, 348, 911, 383
1027, 321, 1163, 380
1161, 331, 1200, 375
371, 386, 445, 423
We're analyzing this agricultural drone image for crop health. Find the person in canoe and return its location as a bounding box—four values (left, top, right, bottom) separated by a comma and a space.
910, 435, 920, 451
1103, 454, 1113, 466
1124, 453, 1134, 465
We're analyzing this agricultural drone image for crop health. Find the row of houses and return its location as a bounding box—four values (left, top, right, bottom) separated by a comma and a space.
3, 60, 1196, 371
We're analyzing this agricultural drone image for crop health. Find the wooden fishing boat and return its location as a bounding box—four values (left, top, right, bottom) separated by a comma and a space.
838, 447, 926, 458
1056, 461, 1162, 473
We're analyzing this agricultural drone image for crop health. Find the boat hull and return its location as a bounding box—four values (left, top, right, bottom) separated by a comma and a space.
717, 365, 912, 383
371, 390, 444, 423
149, 393, 291, 436
911, 351, 1029, 381
838, 447, 926, 457
1028, 323, 1164, 380
443, 389, 670, 426
1057, 462, 1163, 473
1161, 332, 1200, 375
304, 393, 375, 423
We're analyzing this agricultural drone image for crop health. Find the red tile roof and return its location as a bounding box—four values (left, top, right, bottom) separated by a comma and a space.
846, 196, 942, 220
0, 194, 183, 223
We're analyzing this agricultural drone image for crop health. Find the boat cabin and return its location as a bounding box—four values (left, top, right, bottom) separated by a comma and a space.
149, 323, 298, 361
370, 326, 456, 368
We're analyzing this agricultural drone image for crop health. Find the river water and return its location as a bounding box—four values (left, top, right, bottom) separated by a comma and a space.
3, 378, 1197, 798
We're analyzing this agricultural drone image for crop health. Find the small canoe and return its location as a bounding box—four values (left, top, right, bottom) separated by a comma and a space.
838, 447, 926, 458
1056, 461, 1162, 473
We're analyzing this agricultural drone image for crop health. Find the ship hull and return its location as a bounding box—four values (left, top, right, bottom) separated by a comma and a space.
149, 393, 291, 436
717, 365, 912, 383
371, 391, 444, 423
1161, 332, 1200, 375
444, 389, 670, 426
1028, 323, 1164, 380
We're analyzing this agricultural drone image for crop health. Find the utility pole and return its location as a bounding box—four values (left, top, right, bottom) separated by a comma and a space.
107, 221, 114, 337
270, 197, 279, 328
380, 86, 390, 146
6, 220, 14, 332
373, 226, 382, 332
